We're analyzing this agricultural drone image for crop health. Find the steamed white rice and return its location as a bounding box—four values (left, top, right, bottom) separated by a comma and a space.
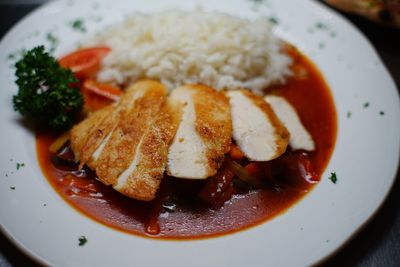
86, 10, 292, 93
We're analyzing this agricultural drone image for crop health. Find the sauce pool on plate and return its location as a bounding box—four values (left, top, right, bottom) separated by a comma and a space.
36, 48, 337, 239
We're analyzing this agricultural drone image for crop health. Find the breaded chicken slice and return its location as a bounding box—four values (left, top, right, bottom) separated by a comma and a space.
167, 84, 232, 179
113, 101, 179, 200
78, 105, 120, 170
70, 104, 115, 165
70, 80, 148, 170
95, 80, 168, 188
226, 90, 289, 161
85, 83, 150, 170
264, 95, 315, 151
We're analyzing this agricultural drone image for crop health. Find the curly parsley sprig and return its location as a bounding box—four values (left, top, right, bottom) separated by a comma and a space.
13, 46, 83, 131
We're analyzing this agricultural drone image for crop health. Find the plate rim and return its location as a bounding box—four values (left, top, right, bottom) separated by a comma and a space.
0, 0, 399, 266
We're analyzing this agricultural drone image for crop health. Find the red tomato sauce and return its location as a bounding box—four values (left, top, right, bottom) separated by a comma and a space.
36, 48, 337, 239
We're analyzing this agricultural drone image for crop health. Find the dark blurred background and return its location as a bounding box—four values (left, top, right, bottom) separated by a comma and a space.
0, 0, 399, 266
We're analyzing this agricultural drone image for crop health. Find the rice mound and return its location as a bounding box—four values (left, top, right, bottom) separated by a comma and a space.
87, 10, 292, 93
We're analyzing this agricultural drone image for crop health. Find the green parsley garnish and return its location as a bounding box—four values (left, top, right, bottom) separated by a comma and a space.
329, 172, 337, 184
78, 236, 88, 246
379, 111, 385, 116
12, 46, 83, 131
346, 111, 352, 118
70, 19, 87, 33
10, 186, 15, 190
363, 102, 370, 108
319, 42, 325, 49
16, 162, 25, 170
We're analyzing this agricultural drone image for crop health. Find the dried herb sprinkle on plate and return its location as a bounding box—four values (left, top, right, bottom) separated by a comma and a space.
78, 236, 88, 246
329, 172, 337, 184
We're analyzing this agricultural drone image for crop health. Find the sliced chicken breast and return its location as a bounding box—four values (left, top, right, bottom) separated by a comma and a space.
71, 80, 175, 201
95, 80, 168, 186
167, 85, 232, 179
114, 101, 179, 200
226, 90, 289, 161
265, 95, 315, 151
85, 83, 150, 170
70, 104, 115, 166
80, 105, 120, 170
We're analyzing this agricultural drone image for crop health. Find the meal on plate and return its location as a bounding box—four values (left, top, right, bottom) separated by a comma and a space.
13, 11, 337, 238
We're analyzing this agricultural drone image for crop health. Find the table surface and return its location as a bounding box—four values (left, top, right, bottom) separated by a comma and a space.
0, 1, 399, 267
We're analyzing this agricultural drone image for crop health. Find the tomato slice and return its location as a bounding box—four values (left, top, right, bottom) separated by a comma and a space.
81, 79, 123, 111
59, 47, 111, 80
83, 79, 122, 101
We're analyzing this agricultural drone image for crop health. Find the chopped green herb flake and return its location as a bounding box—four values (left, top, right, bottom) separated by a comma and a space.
70, 19, 87, 33
247, 0, 271, 9
43, 204, 47, 207
16, 162, 25, 170
248, 0, 264, 4
10, 186, 15, 190
5, 174, 8, 177
315, 22, 328, 30
78, 236, 88, 246
363, 102, 370, 108
8, 53, 16, 60
46, 33, 59, 53
329, 172, 337, 184
346, 111, 352, 118
379, 111, 385, 116
330, 31, 337, 38
269, 17, 279, 25
7, 49, 27, 62
319, 42, 325, 49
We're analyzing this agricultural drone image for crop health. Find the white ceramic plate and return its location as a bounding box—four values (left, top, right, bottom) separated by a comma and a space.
0, 0, 399, 266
